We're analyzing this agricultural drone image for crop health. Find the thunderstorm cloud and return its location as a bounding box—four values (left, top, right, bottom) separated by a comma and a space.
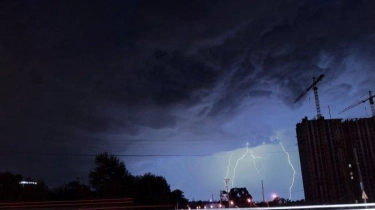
0, 0, 374, 201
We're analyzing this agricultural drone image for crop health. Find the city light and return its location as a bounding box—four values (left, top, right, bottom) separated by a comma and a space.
19, 181, 37, 185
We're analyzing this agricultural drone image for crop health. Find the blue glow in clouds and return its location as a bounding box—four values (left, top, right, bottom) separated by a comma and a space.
129, 138, 305, 202
177, 158, 201, 189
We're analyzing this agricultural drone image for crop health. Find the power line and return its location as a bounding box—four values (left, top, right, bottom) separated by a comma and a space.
0, 150, 298, 157
0, 150, 210, 157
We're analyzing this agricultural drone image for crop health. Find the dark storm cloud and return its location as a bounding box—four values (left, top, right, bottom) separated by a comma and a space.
1, 0, 374, 137
255, 0, 375, 81
133, 49, 218, 106
5, 1, 372, 125
248, 90, 273, 98
0, 0, 142, 183
1, 0, 375, 186
204, 0, 375, 110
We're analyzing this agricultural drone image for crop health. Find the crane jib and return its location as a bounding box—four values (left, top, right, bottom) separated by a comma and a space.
339, 92, 375, 115
294, 74, 325, 103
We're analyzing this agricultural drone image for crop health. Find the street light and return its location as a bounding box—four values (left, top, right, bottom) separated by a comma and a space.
230, 200, 234, 206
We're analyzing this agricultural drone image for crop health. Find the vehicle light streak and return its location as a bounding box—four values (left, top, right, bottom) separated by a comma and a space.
216, 202, 375, 209
0, 199, 134, 209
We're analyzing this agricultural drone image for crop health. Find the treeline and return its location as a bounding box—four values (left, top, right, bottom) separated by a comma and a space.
0, 152, 188, 208
0, 172, 48, 202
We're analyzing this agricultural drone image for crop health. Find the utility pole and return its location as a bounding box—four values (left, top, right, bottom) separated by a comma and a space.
261, 180, 265, 203
328, 106, 332, 119
224, 178, 229, 193
353, 148, 368, 203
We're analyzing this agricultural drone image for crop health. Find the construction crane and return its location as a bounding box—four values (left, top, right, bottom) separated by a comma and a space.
338, 91, 375, 116
294, 74, 325, 118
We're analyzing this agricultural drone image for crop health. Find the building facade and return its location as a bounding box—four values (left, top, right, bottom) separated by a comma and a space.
296, 116, 375, 204
342, 117, 375, 203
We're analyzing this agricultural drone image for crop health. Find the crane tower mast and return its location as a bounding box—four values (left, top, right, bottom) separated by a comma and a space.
294, 74, 325, 118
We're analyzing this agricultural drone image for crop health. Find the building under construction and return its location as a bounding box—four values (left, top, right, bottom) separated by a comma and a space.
296, 116, 375, 204
293, 74, 375, 204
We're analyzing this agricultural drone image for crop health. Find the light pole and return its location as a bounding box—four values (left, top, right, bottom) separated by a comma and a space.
354, 148, 368, 203
261, 180, 265, 203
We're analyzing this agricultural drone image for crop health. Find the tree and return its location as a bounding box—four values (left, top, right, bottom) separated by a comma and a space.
0, 171, 48, 202
89, 152, 134, 198
229, 187, 253, 207
270, 196, 288, 206
49, 181, 92, 200
170, 189, 188, 208
19, 180, 48, 201
0, 171, 23, 201
134, 173, 171, 205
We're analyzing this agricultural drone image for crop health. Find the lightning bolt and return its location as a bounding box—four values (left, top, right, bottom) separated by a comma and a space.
176, 180, 187, 189
225, 151, 235, 179
249, 147, 263, 179
279, 140, 296, 200
177, 158, 201, 189
231, 142, 249, 187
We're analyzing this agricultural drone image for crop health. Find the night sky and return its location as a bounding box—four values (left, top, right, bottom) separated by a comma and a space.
1, 0, 375, 202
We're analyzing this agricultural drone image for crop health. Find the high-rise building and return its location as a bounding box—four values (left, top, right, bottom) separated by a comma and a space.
342, 117, 375, 203
296, 116, 375, 204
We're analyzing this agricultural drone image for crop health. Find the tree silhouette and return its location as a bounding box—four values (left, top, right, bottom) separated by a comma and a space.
270, 196, 288, 206
49, 181, 92, 200
0, 171, 48, 202
134, 173, 171, 205
229, 187, 253, 207
0, 171, 23, 201
89, 152, 134, 198
170, 189, 188, 208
